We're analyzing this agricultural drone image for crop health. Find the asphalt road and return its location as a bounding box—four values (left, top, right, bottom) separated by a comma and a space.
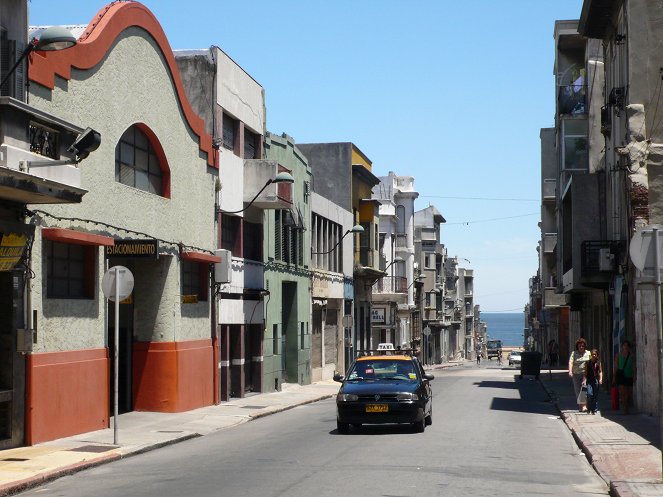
19, 363, 608, 497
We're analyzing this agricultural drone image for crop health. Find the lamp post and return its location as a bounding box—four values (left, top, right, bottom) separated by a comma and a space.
217, 172, 294, 215
383, 255, 404, 272
1, 26, 78, 91
311, 224, 364, 255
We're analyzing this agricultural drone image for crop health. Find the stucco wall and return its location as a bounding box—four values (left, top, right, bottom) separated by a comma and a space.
28, 27, 216, 350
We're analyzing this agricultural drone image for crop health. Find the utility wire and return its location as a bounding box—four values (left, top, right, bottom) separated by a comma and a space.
445, 212, 538, 225
420, 195, 538, 202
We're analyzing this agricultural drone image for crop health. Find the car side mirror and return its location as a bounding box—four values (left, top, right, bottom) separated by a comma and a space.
423, 373, 435, 381
333, 373, 345, 383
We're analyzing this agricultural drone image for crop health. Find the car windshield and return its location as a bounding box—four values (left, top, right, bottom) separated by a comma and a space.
347, 360, 418, 381
511, 351, 520, 356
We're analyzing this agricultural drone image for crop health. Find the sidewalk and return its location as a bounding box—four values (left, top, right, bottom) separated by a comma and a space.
541, 368, 663, 497
0, 362, 463, 496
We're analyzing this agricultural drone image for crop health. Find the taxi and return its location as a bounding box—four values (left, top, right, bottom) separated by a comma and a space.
333, 353, 433, 434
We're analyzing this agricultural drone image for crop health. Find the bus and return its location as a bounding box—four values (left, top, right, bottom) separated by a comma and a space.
486, 339, 503, 359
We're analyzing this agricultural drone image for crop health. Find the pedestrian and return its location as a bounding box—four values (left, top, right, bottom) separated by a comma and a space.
568, 338, 591, 412
614, 340, 635, 414
476, 350, 481, 366
583, 349, 603, 415
548, 339, 558, 367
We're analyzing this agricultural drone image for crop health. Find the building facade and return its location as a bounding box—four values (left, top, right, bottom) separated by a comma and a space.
25, 2, 219, 443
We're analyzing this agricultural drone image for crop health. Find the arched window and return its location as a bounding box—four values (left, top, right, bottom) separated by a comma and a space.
115, 124, 170, 197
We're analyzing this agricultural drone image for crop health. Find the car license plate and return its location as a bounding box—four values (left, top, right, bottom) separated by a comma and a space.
366, 404, 388, 413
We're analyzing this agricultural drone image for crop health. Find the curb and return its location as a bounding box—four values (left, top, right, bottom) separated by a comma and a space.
0, 394, 335, 496
0, 451, 121, 497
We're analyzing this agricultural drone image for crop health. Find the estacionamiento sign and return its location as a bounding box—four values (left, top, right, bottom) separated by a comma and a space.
0, 222, 34, 271
107, 239, 158, 259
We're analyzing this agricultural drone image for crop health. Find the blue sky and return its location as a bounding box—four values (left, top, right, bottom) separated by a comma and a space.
29, 0, 584, 313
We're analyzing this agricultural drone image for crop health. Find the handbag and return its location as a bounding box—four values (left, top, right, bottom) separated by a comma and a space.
577, 385, 587, 404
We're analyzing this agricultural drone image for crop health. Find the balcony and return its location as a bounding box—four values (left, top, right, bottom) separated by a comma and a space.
0, 97, 88, 204
243, 159, 293, 209
581, 240, 624, 288
394, 233, 407, 249
543, 233, 557, 254
558, 84, 587, 115
544, 287, 570, 307
372, 276, 407, 294
542, 179, 556, 202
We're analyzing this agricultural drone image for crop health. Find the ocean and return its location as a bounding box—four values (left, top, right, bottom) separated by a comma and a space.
481, 312, 525, 347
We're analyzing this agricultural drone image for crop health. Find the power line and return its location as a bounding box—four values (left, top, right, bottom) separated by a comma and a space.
445, 212, 538, 225
420, 195, 538, 202
482, 308, 524, 313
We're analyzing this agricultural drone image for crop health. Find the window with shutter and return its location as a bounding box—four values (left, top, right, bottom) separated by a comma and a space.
274, 210, 282, 261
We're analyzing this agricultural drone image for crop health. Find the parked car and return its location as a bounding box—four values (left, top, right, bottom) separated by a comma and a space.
333, 354, 433, 434
509, 350, 522, 367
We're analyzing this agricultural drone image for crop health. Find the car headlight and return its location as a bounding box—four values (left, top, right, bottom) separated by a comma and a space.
337, 393, 358, 402
396, 393, 419, 401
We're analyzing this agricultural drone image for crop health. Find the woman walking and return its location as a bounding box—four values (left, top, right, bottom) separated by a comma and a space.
614, 340, 635, 414
568, 338, 591, 412
584, 349, 602, 414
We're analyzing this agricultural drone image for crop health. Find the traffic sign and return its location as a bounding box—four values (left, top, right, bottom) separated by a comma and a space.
102, 266, 134, 302
630, 224, 663, 278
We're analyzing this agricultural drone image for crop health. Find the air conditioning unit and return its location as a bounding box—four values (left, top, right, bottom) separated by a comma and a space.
214, 249, 232, 284
598, 248, 614, 271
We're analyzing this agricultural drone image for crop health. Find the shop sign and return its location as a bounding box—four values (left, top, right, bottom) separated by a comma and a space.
371, 307, 385, 323
107, 239, 158, 259
182, 294, 198, 304
0, 222, 34, 272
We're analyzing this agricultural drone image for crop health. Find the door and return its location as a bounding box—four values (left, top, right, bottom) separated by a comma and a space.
0, 272, 25, 449
282, 282, 297, 382
108, 299, 133, 414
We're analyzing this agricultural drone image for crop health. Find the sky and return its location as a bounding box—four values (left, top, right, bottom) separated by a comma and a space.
29, 0, 585, 313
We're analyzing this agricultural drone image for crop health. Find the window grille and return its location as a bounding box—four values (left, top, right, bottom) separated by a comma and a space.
115, 126, 163, 195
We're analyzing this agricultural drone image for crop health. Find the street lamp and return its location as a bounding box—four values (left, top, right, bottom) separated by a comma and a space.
383, 256, 404, 272
218, 172, 294, 214
407, 274, 426, 290
0, 26, 78, 90
312, 224, 364, 255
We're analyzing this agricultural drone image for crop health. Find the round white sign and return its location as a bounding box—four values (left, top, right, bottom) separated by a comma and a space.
423, 326, 431, 336
102, 265, 134, 302
630, 224, 663, 275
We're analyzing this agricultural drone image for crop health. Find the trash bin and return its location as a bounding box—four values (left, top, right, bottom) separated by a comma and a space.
520, 351, 542, 379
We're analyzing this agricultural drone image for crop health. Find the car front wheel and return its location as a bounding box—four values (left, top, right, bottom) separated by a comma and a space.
337, 419, 349, 434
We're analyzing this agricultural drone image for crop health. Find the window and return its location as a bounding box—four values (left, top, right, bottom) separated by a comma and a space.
562, 119, 588, 171
396, 205, 406, 234
115, 125, 164, 195
1, 30, 25, 100
243, 220, 262, 261
275, 210, 300, 265
181, 260, 207, 302
221, 214, 241, 254
45, 240, 94, 299
222, 114, 238, 152
244, 128, 260, 159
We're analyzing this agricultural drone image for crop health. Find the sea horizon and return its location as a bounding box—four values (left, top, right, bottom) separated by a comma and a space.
481, 312, 526, 347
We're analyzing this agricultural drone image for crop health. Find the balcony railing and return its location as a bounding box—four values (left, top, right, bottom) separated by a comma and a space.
581, 240, 624, 276
372, 276, 407, 294
558, 84, 587, 115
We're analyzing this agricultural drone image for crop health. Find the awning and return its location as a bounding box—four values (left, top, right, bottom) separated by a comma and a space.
42, 227, 114, 246
181, 251, 221, 263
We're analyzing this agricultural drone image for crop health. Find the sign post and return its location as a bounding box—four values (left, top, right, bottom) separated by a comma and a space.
101, 266, 134, 445
423, 326, 431, 365
629, 224, 663, 478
